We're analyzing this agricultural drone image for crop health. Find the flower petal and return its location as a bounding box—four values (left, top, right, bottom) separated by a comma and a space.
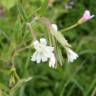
49, 54, 56, 68
31, 51, 38, 61
47, 46, 54, 52
83, 10, 90, 17
41, 53, 48, 62
33, 40, 40, 49
40, 38, 47, 45
82, 10, 94, 20
35, 52, 42, 63
66, 48, 78, 63
44, 47, 54, 58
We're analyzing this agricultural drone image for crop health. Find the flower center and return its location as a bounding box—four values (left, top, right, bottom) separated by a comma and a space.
38, 44, 46, 53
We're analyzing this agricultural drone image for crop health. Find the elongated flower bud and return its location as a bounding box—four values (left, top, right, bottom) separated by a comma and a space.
78, 10, 94, 24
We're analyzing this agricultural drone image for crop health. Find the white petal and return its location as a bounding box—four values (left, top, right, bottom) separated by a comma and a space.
90, 15, 94, 19
41, 53, 48, 62
84, 10, 90, 17
35, 52, 42, 63
51, 24, 58, 32
33, 40, 40, 49
31, 51, 38, 61
49, 54, 56, 68
66, 48, 78, 63
40, 38, 47, 45
47, 46, 54, 52
44, 48, 54, 58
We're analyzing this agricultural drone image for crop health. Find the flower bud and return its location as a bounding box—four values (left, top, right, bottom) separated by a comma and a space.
78, 10, 94, 24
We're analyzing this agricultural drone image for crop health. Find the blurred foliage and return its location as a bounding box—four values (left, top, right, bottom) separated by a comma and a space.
0, 0, 96, 96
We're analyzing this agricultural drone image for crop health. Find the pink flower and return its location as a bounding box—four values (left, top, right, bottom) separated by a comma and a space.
82, 10, 94, 21
78, 10, 94, 24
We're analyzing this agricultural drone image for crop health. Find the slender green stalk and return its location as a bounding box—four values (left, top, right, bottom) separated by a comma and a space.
84, 78, 96, 96
60, 23, 79, 32
27, 23, 37, 40
11, 57, 20, 81
66, 84, 75, 96
60, 60, 86, 96
10, 44, 33, 84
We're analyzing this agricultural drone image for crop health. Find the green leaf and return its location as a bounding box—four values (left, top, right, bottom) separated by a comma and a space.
41, 90, 53, 96
0, 83, 9, 92
0, 0, 16, 10
17, 3, 28, 21
39, 0, 48, 16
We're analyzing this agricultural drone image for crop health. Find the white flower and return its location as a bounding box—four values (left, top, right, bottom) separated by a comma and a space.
51, 24, 58, 32
66, 48, 78, 63
49, 54, 56, 68
31, 38, 56, 68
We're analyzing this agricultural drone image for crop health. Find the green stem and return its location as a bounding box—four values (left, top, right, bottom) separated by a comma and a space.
11, 63, 20, 81
9, 92, 14, 96
60, 23, 79, 32
11, 44, 33, 81
27, 23, 36, 40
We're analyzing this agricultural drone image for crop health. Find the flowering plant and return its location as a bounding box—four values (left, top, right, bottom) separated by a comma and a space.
29, 10, 94, 68
0, 0, 95, 96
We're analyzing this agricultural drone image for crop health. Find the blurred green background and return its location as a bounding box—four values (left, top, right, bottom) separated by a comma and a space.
0, 0, 96, 96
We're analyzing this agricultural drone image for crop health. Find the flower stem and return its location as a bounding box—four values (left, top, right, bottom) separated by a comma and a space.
11, 44, 33, 82
27, 23, 37, 40
60, 23, 79, 32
